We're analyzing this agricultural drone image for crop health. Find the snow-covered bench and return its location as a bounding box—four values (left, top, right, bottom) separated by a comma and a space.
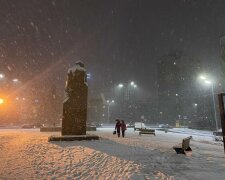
139, 129, 155, 136
173, 136, 192, 155
213, 131, 223, 141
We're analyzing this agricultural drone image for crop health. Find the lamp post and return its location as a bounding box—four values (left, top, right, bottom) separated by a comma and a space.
199, 75, 218, 130
117, 81, 137, 102
205, 80, 218, 131
116, 81, 138, 121
107, 100, 114, 123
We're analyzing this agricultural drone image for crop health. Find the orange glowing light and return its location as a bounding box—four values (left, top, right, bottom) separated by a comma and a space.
0, 98, 4, 105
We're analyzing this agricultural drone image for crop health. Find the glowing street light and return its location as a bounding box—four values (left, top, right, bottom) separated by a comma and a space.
130, 81, 137, 88
12, 78, 19, 82
118, 83, 124, 88
199, 75, 206, 80
117, 81, 138, 102
205, 80, 211, 84
0, 74, 4, 79
107, 100, 114, 105
0, 98, 4, 105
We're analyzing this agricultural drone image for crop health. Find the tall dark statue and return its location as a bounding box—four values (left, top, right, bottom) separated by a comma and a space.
62, 61, 88, 135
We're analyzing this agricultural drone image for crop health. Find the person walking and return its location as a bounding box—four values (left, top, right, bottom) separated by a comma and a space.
115, 119, 121, 137
121, 120, 127, 138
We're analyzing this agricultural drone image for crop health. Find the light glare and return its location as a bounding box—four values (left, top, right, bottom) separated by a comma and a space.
0, 74, 4, 79
118, 83, 123, 88
199, 75, 206, 80
205, 80, 211, 84
0, 98, 4, 105
12, 78, 18, 82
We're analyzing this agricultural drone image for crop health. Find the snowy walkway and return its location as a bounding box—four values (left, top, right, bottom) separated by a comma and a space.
0, 128, 225, 179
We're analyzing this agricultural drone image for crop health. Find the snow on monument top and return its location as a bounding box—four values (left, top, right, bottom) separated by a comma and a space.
68, 61, 86, 74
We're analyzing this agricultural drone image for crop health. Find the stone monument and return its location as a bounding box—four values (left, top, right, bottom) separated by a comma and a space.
48, 61, 99, 141
62, 61, 87, 135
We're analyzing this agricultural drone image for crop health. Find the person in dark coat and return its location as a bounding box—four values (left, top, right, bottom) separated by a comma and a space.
121, 120, 127, 138
115, 119, 121, 137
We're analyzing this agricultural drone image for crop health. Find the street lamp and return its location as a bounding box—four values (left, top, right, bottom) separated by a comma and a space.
118, 83, 124, 88
130, 81, 137, 88
204, 80, 218, 131
199, 75, 218, 130
106, 100, 114, 122
199, 75, 206, 80
0, 98, 4, 105
0, 73, 4, 79
126, 81, 137, 101
12, 78, 19, 82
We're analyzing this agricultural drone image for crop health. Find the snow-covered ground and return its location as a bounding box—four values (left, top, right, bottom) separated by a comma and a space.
0, 128, 225, 180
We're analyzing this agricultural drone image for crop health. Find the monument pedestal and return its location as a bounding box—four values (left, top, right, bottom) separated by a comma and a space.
48, 134, 99, 141
41, 126, 96, 132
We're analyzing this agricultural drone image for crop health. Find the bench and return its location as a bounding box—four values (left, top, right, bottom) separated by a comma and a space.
139, 129, 155, 136
173, 136, 192, 155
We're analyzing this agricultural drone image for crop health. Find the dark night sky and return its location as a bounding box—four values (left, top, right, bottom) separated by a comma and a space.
1, 0, 225, 97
